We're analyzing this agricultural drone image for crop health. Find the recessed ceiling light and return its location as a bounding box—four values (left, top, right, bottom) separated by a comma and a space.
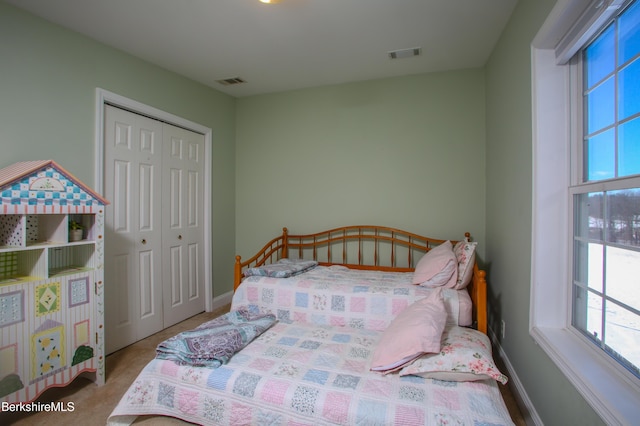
259, 0, 280, 3
388, 47, 422, 60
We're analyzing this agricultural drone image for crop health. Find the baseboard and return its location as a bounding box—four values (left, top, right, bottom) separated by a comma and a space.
489, 328, 543, 426
210, 290, 233, 311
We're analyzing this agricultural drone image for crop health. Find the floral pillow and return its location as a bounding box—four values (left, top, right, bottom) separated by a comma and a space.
452, 239, 477, 289
399, 325, 508, 384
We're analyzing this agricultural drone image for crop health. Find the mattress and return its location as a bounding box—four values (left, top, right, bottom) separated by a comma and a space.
107, 320, 513, 426
233, 266, 473, 330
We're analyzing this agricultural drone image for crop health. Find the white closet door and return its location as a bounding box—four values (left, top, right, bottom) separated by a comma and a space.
161, 123, 206, 327
104, 105, 164, 354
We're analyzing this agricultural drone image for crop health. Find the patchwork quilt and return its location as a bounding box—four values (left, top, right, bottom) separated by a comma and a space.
232, 266, 469, 331
107, 321, 514, 426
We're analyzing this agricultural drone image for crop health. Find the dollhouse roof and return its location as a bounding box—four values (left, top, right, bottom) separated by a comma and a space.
0, 160, 109, 206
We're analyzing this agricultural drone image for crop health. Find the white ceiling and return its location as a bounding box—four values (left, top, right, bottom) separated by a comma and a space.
6, 0, 518, 98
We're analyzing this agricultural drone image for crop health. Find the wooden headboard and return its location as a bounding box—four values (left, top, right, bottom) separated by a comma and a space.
234, 226, 487, 333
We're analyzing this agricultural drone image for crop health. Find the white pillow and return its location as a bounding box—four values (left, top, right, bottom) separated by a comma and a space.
370, 289, 446, 373
452, 239, 477, 289
412, 241, 458, 288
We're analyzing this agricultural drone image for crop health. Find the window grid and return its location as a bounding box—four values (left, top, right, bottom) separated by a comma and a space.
573, 0, 640, 380
583, 1, 640, 182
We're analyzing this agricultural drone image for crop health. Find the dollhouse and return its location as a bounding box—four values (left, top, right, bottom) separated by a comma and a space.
0, 160, 108, 402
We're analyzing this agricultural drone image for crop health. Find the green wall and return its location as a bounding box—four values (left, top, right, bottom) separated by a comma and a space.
0, 2, 237, 297
236, 71, 486, 257
485, 0, 604, 424
1, 0, 613, 423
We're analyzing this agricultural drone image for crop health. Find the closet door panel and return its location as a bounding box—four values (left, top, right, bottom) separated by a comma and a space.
104, 105, 163, 354
188, 170, 199, 227
162, 124, 205, 327
169, 167, 182, 229
112, 161, 130, 233
138, 163, 155, 232
188, 242, 199, 300
138, 250, 154, 318
169, 245, 182, 306
112, 253, 131, 327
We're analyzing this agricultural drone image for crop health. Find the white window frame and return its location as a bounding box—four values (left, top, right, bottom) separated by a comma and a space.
531, 1, 640, 424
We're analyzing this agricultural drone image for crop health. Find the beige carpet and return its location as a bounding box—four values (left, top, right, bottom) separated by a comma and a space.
1, 305, 526, 425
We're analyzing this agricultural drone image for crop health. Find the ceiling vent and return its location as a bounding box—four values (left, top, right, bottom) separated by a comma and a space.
388, 47, 421, 60
216, 77, 246, 86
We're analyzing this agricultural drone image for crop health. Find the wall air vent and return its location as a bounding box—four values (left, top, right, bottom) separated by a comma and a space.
216, 77, 246, 86
388, 47, 421, 59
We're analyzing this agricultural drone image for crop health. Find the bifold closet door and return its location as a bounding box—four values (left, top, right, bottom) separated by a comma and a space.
104, 105, 164, 354
161, 123, 205, 328
103, 106, 206, 354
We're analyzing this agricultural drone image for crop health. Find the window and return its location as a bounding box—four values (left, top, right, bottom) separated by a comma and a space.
531, 0, 640, 423
571, 0, 640, 379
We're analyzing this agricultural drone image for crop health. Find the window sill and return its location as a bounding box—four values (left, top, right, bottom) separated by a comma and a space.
530, 326, 640, 425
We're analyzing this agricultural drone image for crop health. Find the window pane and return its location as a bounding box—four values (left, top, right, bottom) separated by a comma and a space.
606, 246, 640, 312
575, 241, 605, 293
588, 291, 603, 341
575, 192, 605, 239
586, 77, 615, 133
574, 193, 605, 293
605, 303, 640, 376
606, 189, 640, 247
619, 0, 640, 65
619, 58, 640, 121
585, 24, 615, 88
572, 285, 597, 338
619, 117, 640, 177
589, 243, 604, 293
586, 129, 615, 180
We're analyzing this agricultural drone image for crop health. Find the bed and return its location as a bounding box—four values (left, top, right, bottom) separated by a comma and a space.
108, 226, 512, 426
234, 226, 487, 333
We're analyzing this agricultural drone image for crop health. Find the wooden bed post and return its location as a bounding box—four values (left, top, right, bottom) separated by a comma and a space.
282, 227, 288, 259
472, 264, 488, 334
234, 255, 242, 291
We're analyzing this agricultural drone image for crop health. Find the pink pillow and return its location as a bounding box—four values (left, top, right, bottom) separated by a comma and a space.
370, 288, 447, 373
412, 241, 458, 288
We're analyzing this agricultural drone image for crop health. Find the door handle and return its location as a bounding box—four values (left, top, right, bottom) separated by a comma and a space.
141, 239, 147, 244
178, 235, 183, 240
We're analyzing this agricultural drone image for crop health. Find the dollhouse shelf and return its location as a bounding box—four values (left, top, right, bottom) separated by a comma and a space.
0, 239, 94, 251
0, 275, 40, 285
0, 215, 97, 286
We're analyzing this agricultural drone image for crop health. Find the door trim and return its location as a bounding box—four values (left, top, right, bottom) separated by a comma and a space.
94, 88, 213, 312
